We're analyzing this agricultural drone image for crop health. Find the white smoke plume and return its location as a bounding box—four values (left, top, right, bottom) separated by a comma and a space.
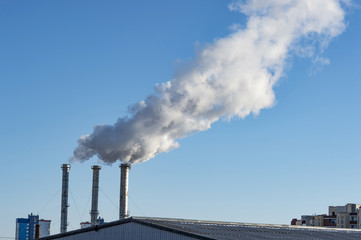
71, 0, 346, 164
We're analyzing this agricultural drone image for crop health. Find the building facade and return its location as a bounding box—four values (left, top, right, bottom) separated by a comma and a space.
301, 215, 314, 226
336, 212, 358, 229
39, 219, 51, 237
15, 213, 39, 240
15, 218, 31, 240
15, 214, 51, 240
292, 203, 361, 229
313, 215, 336, 227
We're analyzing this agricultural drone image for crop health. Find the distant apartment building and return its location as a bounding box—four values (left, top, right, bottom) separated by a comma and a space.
291, 215, 316, 226
15, 213, 51, 240
291, 203, 361, 229
329, 203, 361, 216
313, 215, 336, 227
301, 215, 314, 226
15, 213, 39, 240
334, 204, 360, 229
39, 219, 51, 237
346, 204, 361, 213
329, 206, 346, 216
337, 212, 358, 229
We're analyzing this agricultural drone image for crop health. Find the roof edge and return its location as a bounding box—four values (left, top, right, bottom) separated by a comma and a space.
38, 216, 361, 240
38, 217, 216, 240
38, 218, 133, 240
132, 218, 217, 240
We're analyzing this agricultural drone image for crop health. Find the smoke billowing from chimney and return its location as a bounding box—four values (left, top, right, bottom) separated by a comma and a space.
71, 0, 346, 164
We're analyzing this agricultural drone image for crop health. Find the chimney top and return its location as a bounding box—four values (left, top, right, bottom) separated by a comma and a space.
91, 165, 101, 170
120, 163, 131, 169
61, 164, 71, 171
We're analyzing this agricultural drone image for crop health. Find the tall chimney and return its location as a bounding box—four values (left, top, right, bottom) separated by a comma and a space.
60, 164, 70, 233
90, 165, 101, 226
119, 163, 131, 220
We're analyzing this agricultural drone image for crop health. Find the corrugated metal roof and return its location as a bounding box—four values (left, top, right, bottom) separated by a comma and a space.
39, 217, 361, 240
133, 217, 361, 240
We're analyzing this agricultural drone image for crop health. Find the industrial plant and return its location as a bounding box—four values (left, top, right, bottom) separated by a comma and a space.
14, 163, 361, 240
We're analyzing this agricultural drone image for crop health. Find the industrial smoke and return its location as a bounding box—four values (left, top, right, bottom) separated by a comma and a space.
71, 0, 346, 164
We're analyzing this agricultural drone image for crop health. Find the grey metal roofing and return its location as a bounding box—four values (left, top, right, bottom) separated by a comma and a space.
135, 217, 361, 240
40, 216, 361, 240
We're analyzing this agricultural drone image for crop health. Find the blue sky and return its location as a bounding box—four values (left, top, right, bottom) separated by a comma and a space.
0, 0, 360, 238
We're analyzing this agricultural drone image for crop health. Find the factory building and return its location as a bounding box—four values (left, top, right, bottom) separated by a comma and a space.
80, 222, 91, 229
38, 217, 361, 240
33, 164, 361, 240
80, 217, 104, 229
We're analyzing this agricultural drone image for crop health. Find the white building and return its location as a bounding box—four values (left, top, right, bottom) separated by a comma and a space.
80, 222, 91, 229
39, 219, 51, 237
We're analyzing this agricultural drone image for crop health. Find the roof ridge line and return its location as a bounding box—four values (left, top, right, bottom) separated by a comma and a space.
132, 218, 218, 240
132, 216, 361, 232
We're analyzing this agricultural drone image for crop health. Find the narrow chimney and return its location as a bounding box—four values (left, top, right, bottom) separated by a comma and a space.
90, 165, 101, 226
35, 224, 40, 239
119, 163, 131, 220
60, 164, 70, 233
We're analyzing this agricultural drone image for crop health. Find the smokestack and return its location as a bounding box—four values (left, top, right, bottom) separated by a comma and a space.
60, 164, 70, 233
119, 163, 131, 220
90, 165, 101, 226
